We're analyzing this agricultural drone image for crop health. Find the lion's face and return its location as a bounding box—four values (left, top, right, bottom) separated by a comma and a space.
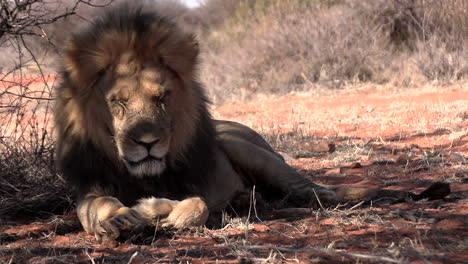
58, 10, 202, 179
101, 53, 184, 177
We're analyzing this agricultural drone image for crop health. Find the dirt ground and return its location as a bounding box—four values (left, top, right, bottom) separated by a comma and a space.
1, 84, 467, 263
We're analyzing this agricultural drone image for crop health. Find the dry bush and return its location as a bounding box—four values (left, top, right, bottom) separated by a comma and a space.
0, 0, 115, 221
201, 0, 389, 103
357, 0, 468, 82
198, 0, 468, 104
0, 74, 69, 221
0, 0, 113, 70
415, 36, 468, 81
411, 0, 468, 81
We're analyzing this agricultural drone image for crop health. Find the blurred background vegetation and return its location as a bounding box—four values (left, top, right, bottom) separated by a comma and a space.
1, 0, 467, 102
191, 0, 467, 103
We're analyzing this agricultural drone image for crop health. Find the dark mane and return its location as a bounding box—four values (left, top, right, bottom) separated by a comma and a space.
57, 102, 216, 206
56, 3, 216, 206
78, 3, 176, 43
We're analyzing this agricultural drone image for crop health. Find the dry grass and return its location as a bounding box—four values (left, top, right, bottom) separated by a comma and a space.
0, 73, 71, 222
198, 0, 468, 104
205, 200, 458, 264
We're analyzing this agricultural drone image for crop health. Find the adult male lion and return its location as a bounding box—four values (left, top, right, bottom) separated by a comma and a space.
55, 4, 449, 241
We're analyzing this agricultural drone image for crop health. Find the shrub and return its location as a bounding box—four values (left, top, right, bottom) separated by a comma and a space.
198, 0, 468, 103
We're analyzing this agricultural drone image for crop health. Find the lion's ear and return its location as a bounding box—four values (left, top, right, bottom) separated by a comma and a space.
152, 27, 199, 85
64, 35, 108, 91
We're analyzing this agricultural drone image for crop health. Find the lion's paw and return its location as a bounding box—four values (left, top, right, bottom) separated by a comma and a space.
132, 197, 179, 220
96, 207, 145, 241
160, 197, 209, 229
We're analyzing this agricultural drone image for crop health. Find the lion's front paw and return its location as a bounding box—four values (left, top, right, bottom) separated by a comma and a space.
132, 197, 209, 229
96, 207, 145, 241
160, 197, 209, 228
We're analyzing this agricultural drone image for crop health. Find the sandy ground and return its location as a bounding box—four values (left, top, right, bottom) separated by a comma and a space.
0, 84, 467, 263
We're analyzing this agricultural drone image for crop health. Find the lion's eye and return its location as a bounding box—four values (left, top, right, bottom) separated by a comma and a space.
110, 99, 127, 107
159, 91, 170, 113
110, 99, 127, 119
117, 100, 127, 107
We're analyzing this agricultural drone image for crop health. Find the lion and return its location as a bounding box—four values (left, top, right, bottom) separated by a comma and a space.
55, 3, 450, 241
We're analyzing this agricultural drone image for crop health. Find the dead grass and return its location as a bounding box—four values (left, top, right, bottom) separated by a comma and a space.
0, 73, 71, 223
211, 203, 447, 264
199, 0, 468, 104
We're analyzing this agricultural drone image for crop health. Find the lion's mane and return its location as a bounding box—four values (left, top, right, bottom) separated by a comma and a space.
55, 4, 216, 205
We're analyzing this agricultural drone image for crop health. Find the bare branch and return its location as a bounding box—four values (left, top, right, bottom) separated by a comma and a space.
0, 0, 114, 40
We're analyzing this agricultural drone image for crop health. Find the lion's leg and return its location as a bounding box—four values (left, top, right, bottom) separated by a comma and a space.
215, 120, 279, 155
132, 197, 209, 228
77, 194, 145, 241
217, 132, 337, 207
217, 133, 423, 206
217, 135, 449, 204
216, 121, 450, 205
217, 134, 422, 206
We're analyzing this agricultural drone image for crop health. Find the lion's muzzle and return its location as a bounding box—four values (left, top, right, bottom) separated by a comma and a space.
120, 132, 171, 177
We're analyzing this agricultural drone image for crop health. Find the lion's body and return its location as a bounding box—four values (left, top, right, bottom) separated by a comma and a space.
55, 4, 450, 241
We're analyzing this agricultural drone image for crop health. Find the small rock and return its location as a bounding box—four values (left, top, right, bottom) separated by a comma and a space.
327, 142, 336, 153
324, 168, 342, 176
294, 151, 315, 159
433, 218, 466, 229
319, 218, 337, 225
362, 160, 373, 166
305, 141, 336, 153
278, 151, 295, 162
396, 154, 411, 165
454, 171, 466, 178
447, 153, 466, 164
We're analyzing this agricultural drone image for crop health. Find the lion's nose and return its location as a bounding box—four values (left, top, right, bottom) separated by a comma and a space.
131, 134, 160, 150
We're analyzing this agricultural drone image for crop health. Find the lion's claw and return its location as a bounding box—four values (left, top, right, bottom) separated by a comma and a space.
95, 207, 146, 241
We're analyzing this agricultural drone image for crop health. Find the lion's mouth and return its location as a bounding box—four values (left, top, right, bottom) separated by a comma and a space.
124, 156, 167, 177
127, 156, 163, 165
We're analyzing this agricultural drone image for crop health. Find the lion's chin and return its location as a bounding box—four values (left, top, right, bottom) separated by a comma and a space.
124, 157, 166, 178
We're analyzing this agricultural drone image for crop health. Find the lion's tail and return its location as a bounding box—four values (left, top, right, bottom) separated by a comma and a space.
321, 182, 450, 203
